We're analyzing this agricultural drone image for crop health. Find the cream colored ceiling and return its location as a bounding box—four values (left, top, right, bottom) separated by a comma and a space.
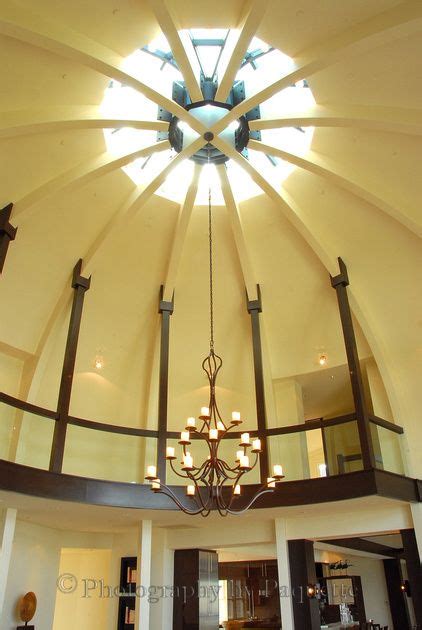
0, 1, 421, 474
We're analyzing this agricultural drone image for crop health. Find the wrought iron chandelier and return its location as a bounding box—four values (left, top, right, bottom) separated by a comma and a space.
146, 151, 284, 516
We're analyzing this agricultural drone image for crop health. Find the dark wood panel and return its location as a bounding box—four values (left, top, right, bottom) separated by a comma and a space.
383, 559, 412, 630
288, 540, 320, 629
0, 460, 419, 511
323, 537, 402, 558
401, 528, 422, 628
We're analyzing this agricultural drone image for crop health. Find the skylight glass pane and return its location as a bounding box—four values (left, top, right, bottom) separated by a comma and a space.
190, 29, 228, 40
196, 46, 221, 77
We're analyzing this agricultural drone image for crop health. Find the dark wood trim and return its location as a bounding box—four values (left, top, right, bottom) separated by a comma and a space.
0, 392, 57, 419
369, 414, 404, 434
383, 558, 412, 629
0, 459, 419, 511
288, 539, 320, 629
331, 258, 375, 469
401, 528, 422, 627
49, 260, 91, 473
247, 285, 269, 483
67, 415, 158, 437
323, 537, 402, 558
1, 391, 404, 444
374, 469, 422, 503
0, 203, 17, 273
157, 286, 174, 482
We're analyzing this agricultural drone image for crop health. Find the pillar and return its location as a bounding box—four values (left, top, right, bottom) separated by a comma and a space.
288, 539, 320, 630
401, 528, 422, 628
135, 520, 152, 630
0, 508, 17, 618
275, 518, 295, 630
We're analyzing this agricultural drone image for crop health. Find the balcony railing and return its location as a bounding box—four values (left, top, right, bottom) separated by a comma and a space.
0, 391, 406, 486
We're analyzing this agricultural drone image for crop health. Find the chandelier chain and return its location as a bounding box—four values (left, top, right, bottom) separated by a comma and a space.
207, 148, 214, 351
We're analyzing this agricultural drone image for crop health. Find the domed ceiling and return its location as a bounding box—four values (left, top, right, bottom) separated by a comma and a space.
0, 0, 421, 478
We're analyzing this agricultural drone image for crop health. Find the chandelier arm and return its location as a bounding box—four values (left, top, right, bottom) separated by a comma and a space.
226, 488, 275, 516
169, 459, 195, 480
185, 468, 214, 511
156, 484, 207, 516
217, 458, 240, 479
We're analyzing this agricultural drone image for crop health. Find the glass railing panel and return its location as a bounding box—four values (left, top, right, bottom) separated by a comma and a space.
305, 429, 327, 478
14, 411, 55, 470
370, 422, 405, 475
0, 401, 16, 460
323, 420, 362, 475
268, 433, 311, 481
62, 425, 156, 483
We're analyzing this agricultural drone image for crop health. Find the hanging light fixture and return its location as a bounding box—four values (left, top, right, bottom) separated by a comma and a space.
146, 149, 284, 516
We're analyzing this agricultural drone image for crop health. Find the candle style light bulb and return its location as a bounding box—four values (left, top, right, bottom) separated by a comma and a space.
180, 431, 190, 444
166, 446, 175, 459
186, 417, 196, 430
231, 411, 241, 425
239, 455, 250, 469
146, 465, 157, 480
187, 485, 195, 496
240, 433, 250, 446
267, 477, 276, 488
252, 438, 262, 452
273, 464, 284, 479
234, 484, 241, 495
236, 450, 243, 462
217, 421, 225, 431
201, 406, 210, 417
183, 453, 194, 469
151, 478, 160, 490
209, 428, 218, 441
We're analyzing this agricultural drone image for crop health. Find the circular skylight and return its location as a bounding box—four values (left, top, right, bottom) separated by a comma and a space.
101, 30, 315, 205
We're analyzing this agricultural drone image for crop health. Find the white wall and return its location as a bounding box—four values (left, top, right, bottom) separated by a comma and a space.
315, 549, 393, 628
0, 519, 136, 630
52, 548, 112, 630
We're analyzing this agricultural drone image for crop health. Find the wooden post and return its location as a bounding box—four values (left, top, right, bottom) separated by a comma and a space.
247, 285, 269, 483
288, 539, 320, 630
401, 528, 422, 627
330, 257, 375, 469
383, 558, 412, 629
0, 203, 17, 273
157, 287, 174, 482
49, 260, 91, 472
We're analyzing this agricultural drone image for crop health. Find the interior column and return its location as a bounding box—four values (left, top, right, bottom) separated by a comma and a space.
135, 520, 152, 630
401, 527, 422, 628
288, 539, 320, 630
275, 518, 295, 630
383, 558, 412, 629
0, 508, 17, 619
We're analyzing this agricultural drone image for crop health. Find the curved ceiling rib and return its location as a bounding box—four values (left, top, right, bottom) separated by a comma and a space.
248, 139, 422, 238
214, 0, 270, 103
148, 0, 203, 102
162, 163, 201, 301
0, 107, 169, 139
249, 105, 422, 137
123, 137, 205, 223
217, 164, 258, 301
13, 140, 171, 218
210, 1, 422, 134
0, 0, 207, 136
211, 135, 336, 274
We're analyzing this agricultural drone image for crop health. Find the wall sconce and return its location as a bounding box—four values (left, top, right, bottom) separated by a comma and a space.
318, 354, 328, 366
400, 580, 411, 596
94, 354, 104, 370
